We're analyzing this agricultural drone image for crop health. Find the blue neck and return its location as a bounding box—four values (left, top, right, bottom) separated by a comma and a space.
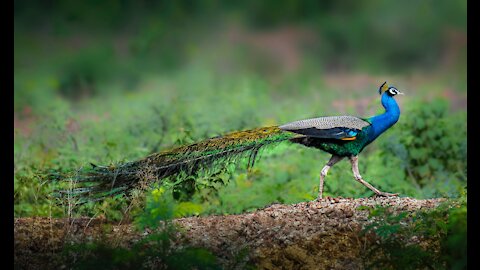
367, 93, 400, 142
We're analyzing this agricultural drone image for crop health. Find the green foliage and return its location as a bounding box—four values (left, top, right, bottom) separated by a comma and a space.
440, 191, 467, 270
14, 0, 466, 114
14, 168, 61, 217
62, 224, 221, 270
14, 69, 467, 219
379, 99, 467, 198
57, 46, 116, 100
134, 187, 203, 230
62, 187, 222, 269
361, 191, 467, 269
14, 0, 466, 220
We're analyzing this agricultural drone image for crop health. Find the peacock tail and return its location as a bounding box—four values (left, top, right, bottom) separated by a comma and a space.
55, 126, 301, 202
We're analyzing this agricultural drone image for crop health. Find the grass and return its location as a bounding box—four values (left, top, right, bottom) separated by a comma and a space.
14, 63, 467, 220
14, 0, 466, 220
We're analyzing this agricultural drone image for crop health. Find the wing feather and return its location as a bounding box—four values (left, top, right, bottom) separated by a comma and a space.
279, 116, 370, 140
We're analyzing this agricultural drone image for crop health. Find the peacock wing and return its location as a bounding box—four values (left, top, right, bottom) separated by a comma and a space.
279, 115, 370, 140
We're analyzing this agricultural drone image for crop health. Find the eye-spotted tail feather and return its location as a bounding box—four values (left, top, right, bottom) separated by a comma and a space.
54, 126, 299, 202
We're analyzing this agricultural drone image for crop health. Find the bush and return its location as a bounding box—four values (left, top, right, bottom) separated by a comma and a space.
361, 190, 467, 269
379, 99, 467, 198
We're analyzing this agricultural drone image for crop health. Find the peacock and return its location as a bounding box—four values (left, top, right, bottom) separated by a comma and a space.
56, 82, 403, 201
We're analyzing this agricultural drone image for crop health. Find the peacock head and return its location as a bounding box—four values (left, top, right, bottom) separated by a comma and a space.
378, 81, 404, 97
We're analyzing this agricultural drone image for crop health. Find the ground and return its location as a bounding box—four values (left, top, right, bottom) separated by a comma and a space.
14, 196, 444, 269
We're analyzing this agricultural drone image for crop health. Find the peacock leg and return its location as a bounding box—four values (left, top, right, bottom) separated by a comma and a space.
318, 155, 344, 199
349, 156, 398, 197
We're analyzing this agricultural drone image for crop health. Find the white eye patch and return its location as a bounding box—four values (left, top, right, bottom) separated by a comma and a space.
388, 87, 399, 95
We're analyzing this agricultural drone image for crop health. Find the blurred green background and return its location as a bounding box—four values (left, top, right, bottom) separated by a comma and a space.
14, 0, 466, 219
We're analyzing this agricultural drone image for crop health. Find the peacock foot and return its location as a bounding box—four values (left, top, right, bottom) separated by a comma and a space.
315, 195, 332, 201
373, 192, 399, 197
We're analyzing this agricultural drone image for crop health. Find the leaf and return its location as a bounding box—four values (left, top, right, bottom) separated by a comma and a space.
174, 202, 203, 217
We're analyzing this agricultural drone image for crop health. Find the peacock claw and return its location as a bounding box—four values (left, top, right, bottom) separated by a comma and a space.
374, 192, 399, 197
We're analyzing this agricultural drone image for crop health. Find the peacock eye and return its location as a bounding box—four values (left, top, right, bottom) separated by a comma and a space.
389, 88, 398, 95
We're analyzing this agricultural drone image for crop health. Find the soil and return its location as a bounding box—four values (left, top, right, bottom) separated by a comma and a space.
14, 196, 444, 269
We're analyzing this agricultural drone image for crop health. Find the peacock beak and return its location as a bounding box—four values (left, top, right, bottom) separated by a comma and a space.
397, 91, 405, 95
